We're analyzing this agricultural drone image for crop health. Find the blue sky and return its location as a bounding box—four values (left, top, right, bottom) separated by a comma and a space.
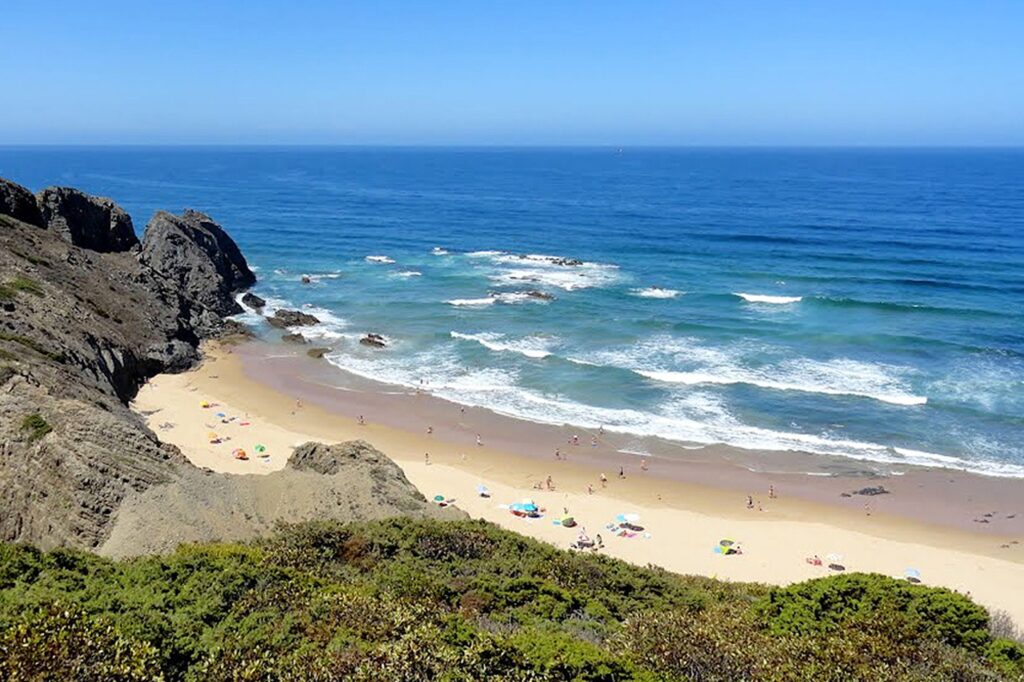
1, 1, 1021, 145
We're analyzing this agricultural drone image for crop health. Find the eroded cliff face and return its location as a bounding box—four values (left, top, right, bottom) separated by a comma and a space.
0, 177, 254, 549
1, 176, 456, 554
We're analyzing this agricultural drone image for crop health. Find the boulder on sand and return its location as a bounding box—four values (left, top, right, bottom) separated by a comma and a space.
307, 347, 330, 359
282, 332, 307, 344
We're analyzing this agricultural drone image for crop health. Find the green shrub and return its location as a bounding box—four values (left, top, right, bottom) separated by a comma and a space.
758, 572, 990, 650
20, 413, 52, 442
0, 520, 1015, 681
0, 602, 162, 681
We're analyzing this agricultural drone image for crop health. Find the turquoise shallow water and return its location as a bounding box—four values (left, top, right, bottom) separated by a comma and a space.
3, 147, 1023, 475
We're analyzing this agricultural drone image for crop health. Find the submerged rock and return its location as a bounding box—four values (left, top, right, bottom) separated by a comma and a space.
359, 333, 387, 348
307, 347, 330, 359
525, 290, 556, 300
300, 275, 312, 284
241, 292, 266, 310
36, 187, 139, 252
267, 309, 320, 328
141, 209, 255, 316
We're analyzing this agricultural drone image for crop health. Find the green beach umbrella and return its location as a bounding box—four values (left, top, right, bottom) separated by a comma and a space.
254, 444, 266, 453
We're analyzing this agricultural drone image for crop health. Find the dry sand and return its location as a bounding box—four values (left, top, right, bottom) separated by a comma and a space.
132, 342, 1024, 628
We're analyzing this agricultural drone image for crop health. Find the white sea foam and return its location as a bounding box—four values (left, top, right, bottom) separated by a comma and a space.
735, 292, 803, 304
578, 336, 928, 407
447, 297, 496, 307
319, 345, 1024, 478
365, 255, 395, 264
301, 272, 343, 283
450, 331, 554, 359
466, 250, 620, 291
392, 270, 422, 278
446, 291, 550, 307
432, 247, 449, 255
631, 287, 682, 299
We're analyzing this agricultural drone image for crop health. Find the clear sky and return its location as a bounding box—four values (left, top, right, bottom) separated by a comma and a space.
1, 1, 1021, 145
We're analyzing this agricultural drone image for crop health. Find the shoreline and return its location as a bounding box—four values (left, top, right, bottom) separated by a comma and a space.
132, 339, 1024, 626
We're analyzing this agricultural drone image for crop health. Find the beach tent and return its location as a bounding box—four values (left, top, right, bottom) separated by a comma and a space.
561, 516, 577, 528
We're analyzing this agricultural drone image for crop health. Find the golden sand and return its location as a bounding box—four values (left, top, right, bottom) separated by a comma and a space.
133, 343, 1024, 628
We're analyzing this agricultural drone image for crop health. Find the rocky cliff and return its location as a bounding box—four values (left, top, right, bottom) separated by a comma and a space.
1, 176, 453, 554
0, 177, 258, 549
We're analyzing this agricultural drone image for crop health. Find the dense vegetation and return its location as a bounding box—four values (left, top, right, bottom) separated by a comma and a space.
0, 518, 1021, 681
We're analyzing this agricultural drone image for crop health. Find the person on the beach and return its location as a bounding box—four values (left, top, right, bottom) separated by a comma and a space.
641, 458, 648, 471
591, 436, 597, 447
587, 484, 594, 495
746, 495, 754, 509
476, 434, 483, 446
596, 533, 603, 547
424, 452, 430, 466
545, 475, 554, 490
600, 473, 607, 488
769, 484, 776, 499
427, 425, 433, 435
618, 466, 625, 479
572, 434, 579, 446
358, 415, 365, 426
554, 448, 561, 460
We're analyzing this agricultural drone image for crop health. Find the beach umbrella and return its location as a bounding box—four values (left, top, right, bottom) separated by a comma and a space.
719, 539, 735, 547
475, 484, 490, 497
207, 431, 218, 441
522, 503, 538, 512
434, 494, 446, 502
216, 412, 226, 418
615, 513, 641, 524
254, 444, 266, 453
200, 401, 211, 408
904, 568, 922, 583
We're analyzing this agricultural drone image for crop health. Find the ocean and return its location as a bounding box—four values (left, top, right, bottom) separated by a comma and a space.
3, 147, 1023, 476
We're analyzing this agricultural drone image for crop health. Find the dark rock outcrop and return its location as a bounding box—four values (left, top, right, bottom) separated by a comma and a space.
267, 309, 320, 328
0, 176, 257, 550
307, 347, 330, 359
0, 178, 44, 228
36, 187, 139, 252
359, 333, 387, 348
282, 332, 307, 344
141, 210, 255, 317
241, 292, 266, 310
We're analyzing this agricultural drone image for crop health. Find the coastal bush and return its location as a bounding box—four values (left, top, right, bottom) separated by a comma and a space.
20, 413, 52, 442
0, 519, 1018, 681
758, 572, 991, 650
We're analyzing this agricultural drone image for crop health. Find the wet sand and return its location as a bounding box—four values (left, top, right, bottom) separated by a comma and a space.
132, 340, 1024, 627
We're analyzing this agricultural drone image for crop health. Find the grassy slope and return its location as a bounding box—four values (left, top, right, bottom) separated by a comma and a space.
0, 518, 1021, 681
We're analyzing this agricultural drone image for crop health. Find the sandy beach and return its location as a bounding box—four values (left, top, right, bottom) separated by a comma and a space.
132, 340, 1024, 628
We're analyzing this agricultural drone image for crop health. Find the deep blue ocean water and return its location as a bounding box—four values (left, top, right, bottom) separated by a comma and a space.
3, 147, 1023, 476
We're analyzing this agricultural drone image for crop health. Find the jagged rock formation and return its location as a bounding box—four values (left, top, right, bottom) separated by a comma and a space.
0, 178, 44, 228
0, 177, 254, 549
1, 175, 451, 556
36, 186, 139, 252
141, 209, 256, 317
101, 441, 463, 557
